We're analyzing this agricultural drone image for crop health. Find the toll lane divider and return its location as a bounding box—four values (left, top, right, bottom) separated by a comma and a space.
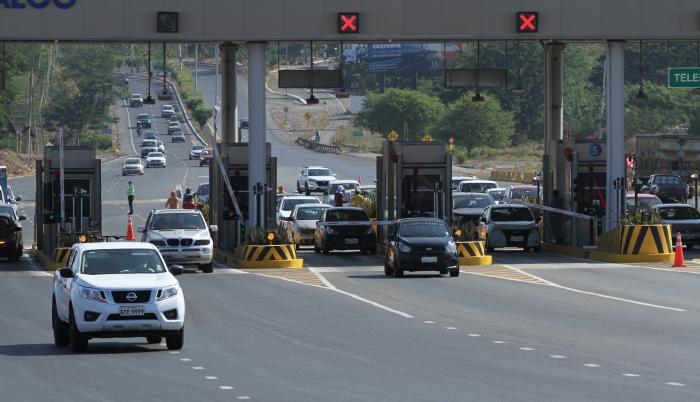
32, 245, 70, 271
456, 241, 493, 266
233, 245, 304, 269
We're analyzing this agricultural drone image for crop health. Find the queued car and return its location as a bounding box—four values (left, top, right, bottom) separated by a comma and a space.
486, 188, 506, 204
478, 204, 541, 252
189, 144, 206, 160
161, 104, 175, 118
451, 175, 478, 191
297, 166, 336, 195
0, 203, 25, 262
357, 184, 376, 197
642, 174, 688, 203
196, 183, 209, 204
458, 180, 499, 194
314, 207, 376, 254
129, 94, 143, 107
139, 209, 217, 273
145, 152, 167, 168
143, 131, 159, 140
140, 139, 157, 148
625, 193, 662, 209
171, 131, 186, 143
136, 113, 152, 129
503, 185, 540, 203
168, 121, 182, 134
277, 195, 321, 225
141, 145, 159, 159
199, 149, 213, 166
122, 158, 144, 176
5, 186, 21, 211
452, 192, 495, 225
384, 218, 459, 278
51, 242, 185, 352
652, 204, 700, 248
286, 204, 332, 249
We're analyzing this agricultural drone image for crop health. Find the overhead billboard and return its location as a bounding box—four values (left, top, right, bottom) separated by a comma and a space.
343, 43, 460, 73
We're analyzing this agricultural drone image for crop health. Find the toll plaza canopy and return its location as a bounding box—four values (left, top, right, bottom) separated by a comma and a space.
1, 0, 700, 42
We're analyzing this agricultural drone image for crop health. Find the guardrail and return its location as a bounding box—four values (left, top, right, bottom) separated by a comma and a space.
295, 137, 360, 154
336, 142, 360, 153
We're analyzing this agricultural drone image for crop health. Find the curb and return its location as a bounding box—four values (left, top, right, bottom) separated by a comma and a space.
459, 255, 493, 266
32, 246, 64, 271
542, 243, 675, 263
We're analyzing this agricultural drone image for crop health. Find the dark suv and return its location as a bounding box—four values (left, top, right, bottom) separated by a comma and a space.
384, 218, 459, 278
136, 113, 152, 129
0, 203, 25, 262
314, 207, 376, 254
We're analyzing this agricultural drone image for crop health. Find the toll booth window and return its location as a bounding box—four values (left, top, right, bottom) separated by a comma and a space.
658, 207, 700, 220
150, 213, 206, 230
326, 209, 368, 222
82, 249, 166, 275
491, 208, 534, 222
399, 222, 450, 238
453, 195, 494, 209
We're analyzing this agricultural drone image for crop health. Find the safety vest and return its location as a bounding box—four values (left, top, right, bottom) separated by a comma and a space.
127, 184, 135, 196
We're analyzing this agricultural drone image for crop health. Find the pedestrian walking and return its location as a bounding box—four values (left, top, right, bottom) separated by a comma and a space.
165, 190, 180, 209
127, 181, 135, 215
314, 130, 321, 143
183, 188, 196, 209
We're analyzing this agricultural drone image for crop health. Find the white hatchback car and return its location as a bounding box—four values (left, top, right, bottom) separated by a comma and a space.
277, 195, 321, 225
286, 204, 331, 248
52, 242, 185, 353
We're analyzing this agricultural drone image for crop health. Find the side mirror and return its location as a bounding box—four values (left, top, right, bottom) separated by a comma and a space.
209, 225, 218, 233
13, 226, 22, 232
18, 215, 26, 221
169, 265, 184, 276
58, 268, 74, 278
15, 195, 21, 201
137, 226, 145, 233
333, 173, 337, 177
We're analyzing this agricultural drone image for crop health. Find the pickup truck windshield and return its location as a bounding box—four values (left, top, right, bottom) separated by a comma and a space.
82, 249, 166, 275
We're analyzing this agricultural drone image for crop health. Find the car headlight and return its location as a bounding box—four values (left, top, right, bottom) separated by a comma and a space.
399, 242, 411, 253
79, 286, 107, 303
366, 226, 374, 234
194, 239, 210, 246
326, 225, 337, 234
446, 240, 457, 254
157, 287, 179, 302
308, 179, 317, 184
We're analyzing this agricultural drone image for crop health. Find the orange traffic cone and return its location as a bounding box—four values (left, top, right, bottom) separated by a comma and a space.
358, 176, 363, 185
126, 215, 135, 241
673, 232, 685, 268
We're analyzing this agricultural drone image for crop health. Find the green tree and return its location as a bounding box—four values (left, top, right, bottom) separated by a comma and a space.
433, 93, 514, 157
625, 82, 697, 137
356, 88, 444, 138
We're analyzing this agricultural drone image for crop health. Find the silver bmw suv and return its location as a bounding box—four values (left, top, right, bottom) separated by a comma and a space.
139, 209, 217, 273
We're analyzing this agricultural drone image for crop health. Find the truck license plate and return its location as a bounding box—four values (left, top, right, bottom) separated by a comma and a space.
345, 238, 359, 245
511, 236, 524, 242
421, 256, 438, 263
119, 306, 145, 317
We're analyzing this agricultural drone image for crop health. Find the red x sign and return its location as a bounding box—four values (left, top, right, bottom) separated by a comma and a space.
517, 12, 538, 33
338, 12, 360, 33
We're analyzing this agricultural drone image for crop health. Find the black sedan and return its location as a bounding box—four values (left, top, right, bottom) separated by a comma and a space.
136, 113, 152, 129
384, 218, 459, 278
0, 203, 25, 262
314, 207, 376, 254
653, 204, 700, 248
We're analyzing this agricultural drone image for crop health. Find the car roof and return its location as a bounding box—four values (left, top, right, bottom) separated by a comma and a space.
151, 209, 203, 215
453, 176, 477, 180
293, 203, 331, 211
510, 185, 537, 189
453, 192, 491, 196
653, 204, 693, 208
326, 206, 364, 211
486, 188, 506, 192
75, 241, 158, 252
329, 180, 359, 185
306, 166, 330, 169
460, 180, 497, 184
492, 203, 529, 209
397, 217, 445, 224
626, 194, 659, 198
282, 195, 318, 201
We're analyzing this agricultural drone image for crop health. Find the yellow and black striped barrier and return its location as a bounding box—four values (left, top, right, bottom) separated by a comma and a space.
590, 224, 674, 263
32, 246, 71, 271
52, 247, 71, 266
456, 241, 493, 266
234, 244, 304, 269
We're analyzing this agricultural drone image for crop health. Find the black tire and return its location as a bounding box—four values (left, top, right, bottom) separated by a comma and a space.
8, 247, 21, 262
305, 183, 311, 196
295, 243, 300, 251
532, 246, 541, 253
166, 328, 184, 350
322, 240, 331, 255
297, 182, 302, 193
69, 307, 88, 353
146, 336, 162, 344
369, 246, 377, 255
384, 260, 393, 277
393, 265, 404, 278
200, 262, 213, 273
313, 241, 320, 253
52, 298, 70, 347
439, 268, 448, 276
449, 269, 460, 277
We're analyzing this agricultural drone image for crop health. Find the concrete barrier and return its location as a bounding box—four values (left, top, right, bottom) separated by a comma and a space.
490, 169, 533, 184
456, 241, 493, 266
234, 244, 304, 269
32, 245, 70, 271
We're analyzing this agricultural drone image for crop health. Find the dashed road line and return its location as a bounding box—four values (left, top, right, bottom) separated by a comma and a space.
519, 347, 535, 351
492, 340, 507, 344
584, 363, 601, 368
192, 366, 205, 370
549, 354, 566, 359
666, 382, 685, 387
205, 376, 218, 380
467, 333, 481, 337
423, 320, 435, 324
179, 358, 191, 362
236, 397, 252, 400
621, 373, 641, 377
220, 386, 234, 390
445, 326, 456, 330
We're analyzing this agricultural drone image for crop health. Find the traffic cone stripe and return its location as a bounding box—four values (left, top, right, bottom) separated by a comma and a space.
126, 215, 136, 241
673, 232, 685, 268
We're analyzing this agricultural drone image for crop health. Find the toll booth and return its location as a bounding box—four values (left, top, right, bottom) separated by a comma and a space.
210, 143, 276, 251
35, 146, 102, 251
572, 140, 607, 237
377, 141, 452, 240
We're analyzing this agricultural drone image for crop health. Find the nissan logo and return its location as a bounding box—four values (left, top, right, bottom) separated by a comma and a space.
126, 292, 138, 302
426, 248, 433, 251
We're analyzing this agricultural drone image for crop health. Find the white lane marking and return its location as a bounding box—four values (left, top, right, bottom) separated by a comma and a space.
169, 351, 180, 354
584, 363, 601, 368
445, 326, 457, 330
467, 333, 481, 337
197, 175, 209, 178
621, 373, 641, 377
205, 376, 218, 380
192, 367, 204, 370
636, 265, 700, 275
307, 267, 337, 290
665, 382, 685, 387
519, 347, 535, 351
549, 354, 566, 359
492, 340, 507, 344
219, 386, 234, 390
236, 397, 252, 400
500, 264, 686, 312
423, 321, 435, 324
122, 99, 138, 156
180, 358, 192, 362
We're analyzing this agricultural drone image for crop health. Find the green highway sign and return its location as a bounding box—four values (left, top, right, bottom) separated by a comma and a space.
668, 67, 700, 88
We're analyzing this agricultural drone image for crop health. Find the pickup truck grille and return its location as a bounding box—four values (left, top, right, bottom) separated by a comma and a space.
112, 290, 151, 303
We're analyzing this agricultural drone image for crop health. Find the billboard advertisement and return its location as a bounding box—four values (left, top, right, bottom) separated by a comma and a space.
343, 43, 460, 72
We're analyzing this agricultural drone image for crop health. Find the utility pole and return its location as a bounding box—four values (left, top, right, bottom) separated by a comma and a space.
194, 44, 199, 92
